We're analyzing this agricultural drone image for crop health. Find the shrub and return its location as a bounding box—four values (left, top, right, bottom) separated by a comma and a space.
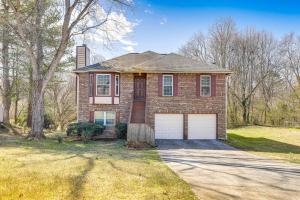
116, 123, 127, 139
57, 136, 63, 143
44, 114, 54, 129
66, 122, 104, 140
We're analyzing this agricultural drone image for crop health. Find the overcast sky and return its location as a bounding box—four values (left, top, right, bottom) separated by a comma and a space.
76, 0, 300, 60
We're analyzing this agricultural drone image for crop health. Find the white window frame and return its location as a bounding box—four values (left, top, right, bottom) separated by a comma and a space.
96, 74, 111, 96
115, 74, 120, 96
200, 75, 211, 97
94, 111, 116, 126
162, 75, 173, 96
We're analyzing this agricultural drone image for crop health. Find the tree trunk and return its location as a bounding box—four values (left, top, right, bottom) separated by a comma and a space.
14, 48, 20, 124
14, 98, 18, 124
30, 85, 45, 138
1, 17, 11, 123
242, 100, 249, 125
2, 94, 11, 123
27, 97, 32, 127
29, 0, 45, 139
27, 68, 33, 127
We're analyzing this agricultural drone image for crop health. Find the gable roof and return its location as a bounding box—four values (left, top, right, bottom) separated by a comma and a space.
73, 51, 231, 74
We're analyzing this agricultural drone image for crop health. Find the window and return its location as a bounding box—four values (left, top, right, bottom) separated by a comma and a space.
88, 74, 93, 97
201, 75, 211, 96
163, 75, 173, 96
94, 111, 116, 126
96, 74, 111, 96
115, 75, 119, 96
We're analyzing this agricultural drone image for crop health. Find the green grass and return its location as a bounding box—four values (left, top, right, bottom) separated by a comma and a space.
227, 126, 300, 164
0, 131, 196, 200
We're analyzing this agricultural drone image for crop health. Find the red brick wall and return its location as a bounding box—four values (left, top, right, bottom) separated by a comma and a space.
77, 72, 227, 139
145, 73, 227, 139
77, 73, 134, 123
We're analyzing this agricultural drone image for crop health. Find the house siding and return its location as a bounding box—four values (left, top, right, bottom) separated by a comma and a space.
77, 72, 227, 139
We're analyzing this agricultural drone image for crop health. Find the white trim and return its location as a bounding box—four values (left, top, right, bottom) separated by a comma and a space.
115, 74, 120, 96
96, 74, 111, 96
162, 74, 173, 96
200, 75, 211, 97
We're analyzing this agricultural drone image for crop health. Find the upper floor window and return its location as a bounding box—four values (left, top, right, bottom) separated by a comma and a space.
96, 74, 111, 96
201, 75, 211, 97
115, 75, 119, 96
163, 75, 173, 96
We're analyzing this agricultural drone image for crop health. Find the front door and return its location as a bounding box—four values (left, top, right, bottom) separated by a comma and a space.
134, 75, 146, 100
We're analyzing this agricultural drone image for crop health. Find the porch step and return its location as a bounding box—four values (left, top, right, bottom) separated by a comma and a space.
131, 101, 145, 123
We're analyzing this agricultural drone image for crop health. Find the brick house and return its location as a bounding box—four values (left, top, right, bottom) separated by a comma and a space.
74, 45, 231, 144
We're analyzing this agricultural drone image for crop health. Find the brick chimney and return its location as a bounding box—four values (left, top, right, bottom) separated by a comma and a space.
76, 44, 90, 68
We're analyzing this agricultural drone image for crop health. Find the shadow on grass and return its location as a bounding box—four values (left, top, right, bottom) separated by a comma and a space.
227, 133, 300, 154
0, 134, 160, 198
0, 134, 159, 163
68, 157, 95, 199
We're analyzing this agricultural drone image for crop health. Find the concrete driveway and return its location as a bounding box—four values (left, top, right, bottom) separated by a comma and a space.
157, 140, 300, 200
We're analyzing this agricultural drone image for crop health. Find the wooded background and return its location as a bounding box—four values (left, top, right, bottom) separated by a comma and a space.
0, 1, 299, 139
0, 0, 132, 138
180, 18, 300, 128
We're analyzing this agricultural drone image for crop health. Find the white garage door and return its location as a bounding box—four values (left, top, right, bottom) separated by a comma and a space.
188, 114, 216, 139
155, 114, 183, 139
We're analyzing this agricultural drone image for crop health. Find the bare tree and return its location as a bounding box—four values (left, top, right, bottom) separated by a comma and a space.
209, 17, 236, 69
279, 33, 300, 100
179, 32, 212, 63
4, 0, 131, 139
46, 76, 76, 131
180, 19, 284, 125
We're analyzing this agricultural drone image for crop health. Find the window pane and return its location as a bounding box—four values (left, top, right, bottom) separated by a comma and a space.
97, 85, 110, 95
106, 112, 115, 126
97, 74, 110, 95
163, 85, 173, 96
94, 111, 115, 126
201, 87, 210, 96
201, 76, 210, 87
94, 111, 105, 125
163, 76, 173, 86
201, 76, 211, 96
163, 75, 173, 96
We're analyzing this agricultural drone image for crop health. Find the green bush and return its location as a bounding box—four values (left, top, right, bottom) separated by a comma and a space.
44, 114, 54, 129
116, 123, 127, 139
66, 122, 104, 140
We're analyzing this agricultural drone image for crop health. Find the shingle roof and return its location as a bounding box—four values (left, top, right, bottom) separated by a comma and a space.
73, 51, 231, 74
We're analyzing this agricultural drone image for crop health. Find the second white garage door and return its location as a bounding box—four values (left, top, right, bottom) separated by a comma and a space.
188, 114, 216, 139
155, 114, 183, 139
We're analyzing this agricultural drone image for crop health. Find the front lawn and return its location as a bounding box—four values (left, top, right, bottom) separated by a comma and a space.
0, 131, 196, 200
227, 126, 300, 164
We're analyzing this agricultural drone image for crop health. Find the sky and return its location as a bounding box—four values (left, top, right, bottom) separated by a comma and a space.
78, 0, 300, 60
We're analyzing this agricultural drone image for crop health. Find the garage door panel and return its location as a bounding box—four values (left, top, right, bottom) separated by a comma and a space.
155, 114, 183, 139
188, 114, 216, 139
